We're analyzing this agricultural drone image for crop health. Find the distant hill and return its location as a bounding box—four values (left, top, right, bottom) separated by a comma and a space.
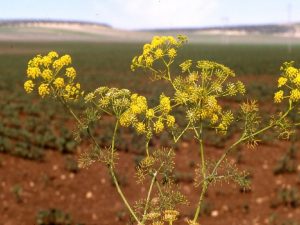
0, 19, 300, 44
141, 24, 294, 34
0, 19, 111, 28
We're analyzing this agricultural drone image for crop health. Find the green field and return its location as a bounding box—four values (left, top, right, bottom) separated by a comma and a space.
2, 41, 300, 91
1, 41, 300, 159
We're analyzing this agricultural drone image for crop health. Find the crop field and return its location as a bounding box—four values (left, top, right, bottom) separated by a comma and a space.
1, 41, 300, 225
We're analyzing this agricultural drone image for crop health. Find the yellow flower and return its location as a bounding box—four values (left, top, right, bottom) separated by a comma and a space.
152, 222, 164, 225
185, 219, 200, 225
168, 48, 177, 58
64, 83, 81, 100
151, 36, 163, 47
42, 56, 52, 67
163, 210, 179, 222
120, 110, 136, 127
53, 77, 65, 89
66, 67, 76, 79
27, 67, 41, 79
135, 122, 146, 134
168, 36, 177, 45
236, 81, 246, 94
166, 115, 175, 127
131, 104, 142, 114
146, 109, 155, 119
293, 74, 300, 86
48, 51, 58, 59
145, 55, 154, 66
155, 48, 164, 58
60, 54, 72, 66
28, 55, 42, 67
160, 94, 171, 114
144, 212, 161, 221
130, 95, 148, 114
53, 59, 63, 70
154, 120, 164, 133
38, 83, 50, 98
143, 44, 152, 55
278, 77, 287, 87
211, 114, 219, 124
179, 60, 192, 72
131, 93, 138, 101
286, 66, 298, 78
41, 69, 53, 81
24, 80, 34, 93
188, 72, 199, 82
99, 97, 109, 107
290, 89, 300, 102
274, 90, 284, 103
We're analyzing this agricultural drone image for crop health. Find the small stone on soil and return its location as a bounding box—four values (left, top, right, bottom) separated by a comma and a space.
52, 165, 58, 170
211, 210, 219, 217
92, 213, 98, 220
86, 191, 93, 199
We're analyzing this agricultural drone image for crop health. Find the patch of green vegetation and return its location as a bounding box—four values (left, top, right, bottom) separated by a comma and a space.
1, 41, 300, 160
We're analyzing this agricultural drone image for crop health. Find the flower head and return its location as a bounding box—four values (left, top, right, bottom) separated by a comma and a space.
24, 80, 34, 93
53, 77, 65, 89
38, 83, 50, 98
274, 90, 284, 103
66, 67, 76, 80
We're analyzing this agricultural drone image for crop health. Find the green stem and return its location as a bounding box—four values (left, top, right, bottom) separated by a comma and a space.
109, 120, 140, 223
193, 121, 206, 222
111, 120, 119, 162
210, 101, 293, 181
58, 98, 140, 224
193, 182, 208, 222
172, 121, 191, 143
145, 138, 150, 156
109, 168, 141, 224
193, 102, 293, 223
142, 171, 158, 223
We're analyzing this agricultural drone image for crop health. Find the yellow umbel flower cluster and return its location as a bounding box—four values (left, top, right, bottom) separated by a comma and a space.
131, 35, 187, 71
24, 80, 34, 93
163, 210, 179, 223
84, 87, 131, 116
131, 36, 245, 135
24, 52, 82, 100
143, 212, 161, 221
274, 61, 300, 103
86, 86, 177, 137
119, 92, 176, 136
173, 60, 244, 132
185, 219, 200, 225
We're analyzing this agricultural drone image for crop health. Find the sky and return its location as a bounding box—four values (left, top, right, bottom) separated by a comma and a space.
1, 0, 300, 30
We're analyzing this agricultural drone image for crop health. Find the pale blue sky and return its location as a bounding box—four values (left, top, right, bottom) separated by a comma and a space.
1, 0, 300, 29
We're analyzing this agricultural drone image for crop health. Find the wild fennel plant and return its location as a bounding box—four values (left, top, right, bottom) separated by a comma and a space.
24, 35, 297, 225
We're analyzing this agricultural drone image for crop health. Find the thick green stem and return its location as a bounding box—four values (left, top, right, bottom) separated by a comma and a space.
193, 121, 207, 222
145, 138, 150, 156
193, 182, 208, 222
111, 120, 119, 162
